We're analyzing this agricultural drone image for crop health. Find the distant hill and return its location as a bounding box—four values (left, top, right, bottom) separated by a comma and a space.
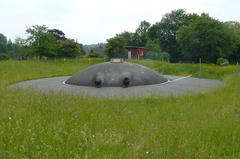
83, 43, 107, 57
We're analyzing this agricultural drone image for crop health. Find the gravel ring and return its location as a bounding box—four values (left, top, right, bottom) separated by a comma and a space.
10, 75, 223, 98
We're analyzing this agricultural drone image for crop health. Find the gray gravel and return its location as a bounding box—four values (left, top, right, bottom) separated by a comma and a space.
10, 75, 223, 98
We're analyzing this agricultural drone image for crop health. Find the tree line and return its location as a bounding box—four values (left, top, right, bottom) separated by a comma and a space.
106, 9, 240, 63
1, 9, 240, 64
0, 25, 85, 60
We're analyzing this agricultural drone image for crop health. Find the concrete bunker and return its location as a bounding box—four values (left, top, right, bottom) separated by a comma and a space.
65, 59, 168, 88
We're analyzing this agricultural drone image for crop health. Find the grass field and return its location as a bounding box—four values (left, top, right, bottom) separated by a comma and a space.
0, 58, 240, 158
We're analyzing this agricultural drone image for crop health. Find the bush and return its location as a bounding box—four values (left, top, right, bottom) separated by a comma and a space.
87, 50, 99, 57
216, 57, 229, 66
0, 54, 9, 61
144, 51, 170, 61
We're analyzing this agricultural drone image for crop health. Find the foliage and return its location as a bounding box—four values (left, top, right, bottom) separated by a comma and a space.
0, 53, 9, 60
224, 21, 240, 62
26, 25, 58, 58
87, 49, 99, 57
83, 43, 106, 57
25, 25, 82, 58
144, 51, 170, 61
145, 37, 169, 61
0, 33, 7, 53
105, 36, 127, 58
105, 21, 151, 57
48, 29, 66, 40
106, 9, 240, 63
216, 57, 229, 66
134, 20, 151, 46
145, 39, 160, 52
1, 9, 240, 62
7, 37, 28, 60
79, 43, 85, 55
116, 31, 135, 46
1, 25, 83, 59
56, 39, 81, 57
177, 16, 237, 63
147, 9, 198, 61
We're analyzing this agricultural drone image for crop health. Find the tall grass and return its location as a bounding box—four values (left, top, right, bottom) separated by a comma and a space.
0, 59, 240, 158
130, 59, 237, 79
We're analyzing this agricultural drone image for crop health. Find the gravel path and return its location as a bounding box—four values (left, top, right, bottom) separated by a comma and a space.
10, 75, 223, 98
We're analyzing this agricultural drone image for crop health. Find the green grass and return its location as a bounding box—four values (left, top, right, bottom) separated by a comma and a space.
130, 59, 238, 79
0, 59, 240, 158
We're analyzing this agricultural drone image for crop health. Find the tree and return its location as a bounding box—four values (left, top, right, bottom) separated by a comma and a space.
88, 49, 98, 57
48, 29, 66, 40
145, 39, 170, 61
117, 31, 135, 46
224, 21, 240, 62
6, 40, 13, 51
79, 43, 85, 55
148, 9, 198, 61
8, 37, 27, 59
145, 39, 160, 52
147, 24, 161, 43
177, 16, 237, 63
134, 20, 151, 46
109, 21, 151, 48
105, 36, 127, 58
26, 25, 57, 58
0, 33, 7, 53
56, 39, 80, 57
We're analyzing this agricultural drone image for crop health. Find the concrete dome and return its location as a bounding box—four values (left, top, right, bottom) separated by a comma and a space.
65, 61, 168, 87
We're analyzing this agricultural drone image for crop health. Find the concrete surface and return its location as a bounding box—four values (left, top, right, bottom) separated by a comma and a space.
65, 62, 168, 87
10, 75, 223, 98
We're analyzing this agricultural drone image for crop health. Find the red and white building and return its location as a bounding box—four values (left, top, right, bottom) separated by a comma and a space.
126, 46, 148, 59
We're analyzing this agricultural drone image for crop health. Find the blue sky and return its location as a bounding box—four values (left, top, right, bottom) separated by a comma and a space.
0, 0, 239, 44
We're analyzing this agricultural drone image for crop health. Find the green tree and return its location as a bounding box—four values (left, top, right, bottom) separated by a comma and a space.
117, 31, 135, 46
111, 21, 151, 48
145, 39, 170, 61
26, 25, 57, 58
177, 16, 237, 63
56, 39, 80, 57
134, 20, 151, 46
79, 43, 85, 55
145, 39, 160, 52
48, 29, 66, 40
0, 33, 7, 53
105, 36, 127, 58
224, 21, 240, 62
8, 37, 27, 59
148, 9, 198, 61
6, 40, 13, 51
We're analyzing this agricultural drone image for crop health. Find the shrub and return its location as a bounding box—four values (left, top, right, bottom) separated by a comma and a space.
216, 57, 229, 66
87, 50, 99, 57
0, 54, 9, 61
144, 51, 170, 61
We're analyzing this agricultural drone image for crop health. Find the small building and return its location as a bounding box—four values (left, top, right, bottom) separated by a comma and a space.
126, 46, 148, 59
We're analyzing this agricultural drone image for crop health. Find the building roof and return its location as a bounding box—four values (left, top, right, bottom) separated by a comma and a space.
125, 46, 148, 50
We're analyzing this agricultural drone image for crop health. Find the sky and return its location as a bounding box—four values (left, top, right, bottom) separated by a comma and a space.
0, 0, 240, 44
